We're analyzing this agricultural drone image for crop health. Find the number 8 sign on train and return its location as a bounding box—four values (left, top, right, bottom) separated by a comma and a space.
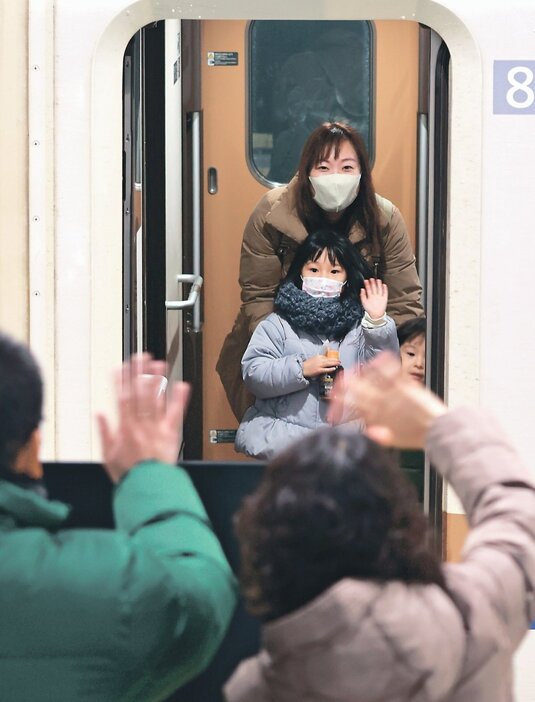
493, 60, 535, 113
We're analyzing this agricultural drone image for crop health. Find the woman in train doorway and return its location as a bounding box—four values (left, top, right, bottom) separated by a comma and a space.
217, 121, 423, 421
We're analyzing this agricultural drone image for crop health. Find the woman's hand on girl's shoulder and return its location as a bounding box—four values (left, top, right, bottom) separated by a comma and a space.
303, 355, 341, 379
360, 278, 388, 320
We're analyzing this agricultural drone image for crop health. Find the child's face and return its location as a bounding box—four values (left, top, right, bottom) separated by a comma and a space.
301, 249, 347, 283
400, 334, 425, 384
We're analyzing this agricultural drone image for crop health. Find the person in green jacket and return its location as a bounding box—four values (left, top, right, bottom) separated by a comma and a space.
0, 332, 237, 702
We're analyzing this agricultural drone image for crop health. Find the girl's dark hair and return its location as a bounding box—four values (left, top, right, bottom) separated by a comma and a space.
294, 122, 384, 270
397, 317, 426, 347
0, 332, 43, 478
235, 425, 445, 621
283, 229, 371, 305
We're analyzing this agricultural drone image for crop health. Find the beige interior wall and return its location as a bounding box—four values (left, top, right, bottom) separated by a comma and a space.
0, 1, 29, 341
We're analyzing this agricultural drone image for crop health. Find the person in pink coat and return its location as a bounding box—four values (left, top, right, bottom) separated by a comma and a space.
225, 354, 535, 702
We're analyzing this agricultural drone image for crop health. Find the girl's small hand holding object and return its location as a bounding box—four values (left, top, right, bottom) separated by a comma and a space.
360, 278, 388, 320
303, 354, 341, 379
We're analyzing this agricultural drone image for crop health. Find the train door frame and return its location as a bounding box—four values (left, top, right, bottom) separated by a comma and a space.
416, 26, 451, 544
54, 1, 483, 541
126, 18, 422, 462
123, 20, 194, 456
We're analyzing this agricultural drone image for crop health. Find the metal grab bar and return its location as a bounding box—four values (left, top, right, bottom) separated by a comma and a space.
165, 274, 203, 310
191, 112, 202, 331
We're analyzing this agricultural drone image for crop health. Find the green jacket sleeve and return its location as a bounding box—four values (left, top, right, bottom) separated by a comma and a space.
112, 461, 238, 695
1, 462, 237, 701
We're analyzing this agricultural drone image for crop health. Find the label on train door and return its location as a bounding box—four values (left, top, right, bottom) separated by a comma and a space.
207, 51, 239, 66
493, 60, 535, 113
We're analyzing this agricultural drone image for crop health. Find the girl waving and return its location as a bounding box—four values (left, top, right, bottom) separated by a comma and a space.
235, 230, 398, 459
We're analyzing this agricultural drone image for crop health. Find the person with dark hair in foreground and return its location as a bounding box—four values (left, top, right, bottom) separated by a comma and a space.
225, 354, 535, 702
0, 332, 236, 702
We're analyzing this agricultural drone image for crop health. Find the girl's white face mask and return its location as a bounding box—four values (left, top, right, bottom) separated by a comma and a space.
309, 173, 361, 213
301, 276, 346, 298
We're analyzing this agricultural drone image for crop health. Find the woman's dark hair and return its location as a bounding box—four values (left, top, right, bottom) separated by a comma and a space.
282, 229, 371, 305
294, 122, 384, 271
0, 332, 43, 478
397, 317, 426, 347
235, 425, 445, 621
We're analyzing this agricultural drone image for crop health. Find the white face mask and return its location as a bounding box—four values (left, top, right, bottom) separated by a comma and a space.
309, 174, 361, 213
301, 276, 346, 298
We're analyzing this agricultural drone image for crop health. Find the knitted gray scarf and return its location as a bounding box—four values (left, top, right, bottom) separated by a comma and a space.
275, 282, 363, 341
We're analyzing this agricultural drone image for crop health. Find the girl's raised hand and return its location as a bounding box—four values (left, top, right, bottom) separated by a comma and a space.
360, 278, 388, 320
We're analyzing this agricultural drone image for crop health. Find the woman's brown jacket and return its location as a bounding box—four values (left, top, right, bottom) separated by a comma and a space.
217, 178, 423, 420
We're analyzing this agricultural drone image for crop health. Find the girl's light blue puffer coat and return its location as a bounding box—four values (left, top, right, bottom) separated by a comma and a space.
235, 313, 399, 459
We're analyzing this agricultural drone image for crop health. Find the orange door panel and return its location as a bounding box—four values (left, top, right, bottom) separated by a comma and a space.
201, 21, 265, 460
374, 20, 419, 249
201, 19, 419, 459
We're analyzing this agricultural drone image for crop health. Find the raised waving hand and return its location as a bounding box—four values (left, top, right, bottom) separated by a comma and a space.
360, 278, 388, 320
329, 353, 446, 448
97, 353, 190, 483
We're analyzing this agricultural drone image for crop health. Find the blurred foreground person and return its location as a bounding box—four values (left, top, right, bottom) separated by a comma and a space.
225, 354, 535, 702
0, 332, 236, 702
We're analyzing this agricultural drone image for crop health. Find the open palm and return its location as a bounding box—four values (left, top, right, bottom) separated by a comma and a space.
360, 278, 388, 319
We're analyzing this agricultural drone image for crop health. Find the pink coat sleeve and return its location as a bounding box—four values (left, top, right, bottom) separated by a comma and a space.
428, 408, 535, 649
224, 653, 271, 702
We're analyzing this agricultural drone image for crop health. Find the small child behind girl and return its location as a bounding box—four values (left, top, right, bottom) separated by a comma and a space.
397, 316, 426, 384
235, 230, 399, 460
397, 316, 427, 501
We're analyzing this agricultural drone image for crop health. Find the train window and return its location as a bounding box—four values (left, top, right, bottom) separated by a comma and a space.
247, 20, 375, 186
